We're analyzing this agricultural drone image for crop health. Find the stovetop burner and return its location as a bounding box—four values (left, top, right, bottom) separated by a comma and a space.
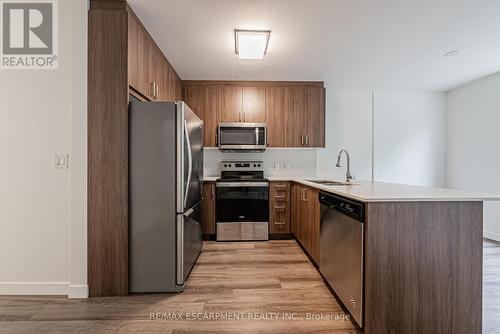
218, 160, 266, 182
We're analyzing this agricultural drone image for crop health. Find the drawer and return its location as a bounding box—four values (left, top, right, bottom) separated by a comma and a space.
269, 182, 291, 234
272, 183, 289, 193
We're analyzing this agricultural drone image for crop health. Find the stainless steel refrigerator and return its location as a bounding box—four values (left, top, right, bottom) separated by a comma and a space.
129, 101, 203, 293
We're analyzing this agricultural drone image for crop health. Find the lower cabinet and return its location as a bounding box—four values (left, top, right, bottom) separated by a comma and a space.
202, 182, 216, 236
291, 183, 320, 264
269, 182, 291, 234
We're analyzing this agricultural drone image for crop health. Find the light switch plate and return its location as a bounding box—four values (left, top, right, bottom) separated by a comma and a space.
274, 162, 280, 170
54, 154, 69, 169
284, 163, 290, 170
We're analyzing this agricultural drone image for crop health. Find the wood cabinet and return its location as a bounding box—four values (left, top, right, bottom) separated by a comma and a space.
169, 66, 183, 101
269, 182, 291, 234
305, 86, 325, 147
265, 87, 292, 147
291, 183, 320, 264
242, 87, 266, 123
183, 81, 325, 148
184, 85, 221, 147
286, 86, 325, 147
127, 9, 182, 102
202, 183, 216, 235
220, 86, 243, 123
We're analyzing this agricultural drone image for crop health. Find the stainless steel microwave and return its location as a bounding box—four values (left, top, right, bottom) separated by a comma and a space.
218, 123, 267, 152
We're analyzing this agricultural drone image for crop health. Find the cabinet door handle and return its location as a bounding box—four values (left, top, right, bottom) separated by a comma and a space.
155, 83, 159, 99
301, 134, 304, 145
215, 133, 218, 145
305, 135, 309, 146
211, 186, 214, 196
301, 188, 308, 201
150, 82, 155, 99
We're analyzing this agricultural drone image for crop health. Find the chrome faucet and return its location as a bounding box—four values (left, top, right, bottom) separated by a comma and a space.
336, 149, 353, 183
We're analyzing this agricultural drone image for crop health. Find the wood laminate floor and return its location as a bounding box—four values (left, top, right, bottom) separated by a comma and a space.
1, 239, 499, 333
0, 240, 359, 333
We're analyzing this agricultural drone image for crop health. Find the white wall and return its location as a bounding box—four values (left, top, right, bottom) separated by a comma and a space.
446, 72, 500, 241
316, 89, 447, 187
374, 91, 447, 187
0, 0, 87, 297
317, 90, 373, 181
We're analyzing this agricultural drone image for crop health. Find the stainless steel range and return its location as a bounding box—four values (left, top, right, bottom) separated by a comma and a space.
216, 161, 269, 241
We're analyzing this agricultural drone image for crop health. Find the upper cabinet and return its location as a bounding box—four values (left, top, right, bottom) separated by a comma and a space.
306, 86, 325, 147
242, 87, 266, 123
220, 86, 243, 123
183, 82, 325, 148
287, 86, 325, 147
127, 9, 182, 102
265, 86, 289, 147
184, 84, 221, 147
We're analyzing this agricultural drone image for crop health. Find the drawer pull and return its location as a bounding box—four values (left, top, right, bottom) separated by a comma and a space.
274, 185, 287, 190
274, 205, 286, 210
274, 221, 286, 225
274, 195, 286, 199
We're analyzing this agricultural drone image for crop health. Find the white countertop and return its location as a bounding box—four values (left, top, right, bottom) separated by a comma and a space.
204, 176, 500, 202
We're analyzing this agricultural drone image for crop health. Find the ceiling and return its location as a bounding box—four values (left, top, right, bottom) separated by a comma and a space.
128, 0, 500, 91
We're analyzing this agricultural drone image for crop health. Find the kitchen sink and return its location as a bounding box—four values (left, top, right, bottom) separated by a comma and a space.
306, 180, 355, 186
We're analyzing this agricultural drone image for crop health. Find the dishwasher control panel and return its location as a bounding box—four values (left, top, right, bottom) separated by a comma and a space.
319, 192, 365, 222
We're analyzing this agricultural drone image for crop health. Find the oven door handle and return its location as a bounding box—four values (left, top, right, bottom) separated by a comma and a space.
216, 182, 269, 187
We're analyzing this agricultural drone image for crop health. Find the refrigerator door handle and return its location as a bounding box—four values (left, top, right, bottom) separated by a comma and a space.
184, 207, 194, 217
176, 214, 184, 285
183, 120, 193, 207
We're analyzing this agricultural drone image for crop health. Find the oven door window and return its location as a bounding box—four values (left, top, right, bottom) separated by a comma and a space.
216, 186, 269, 222
219, 127, 258, 145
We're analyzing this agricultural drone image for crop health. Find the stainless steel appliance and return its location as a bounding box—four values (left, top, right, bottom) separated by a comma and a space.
129, 101, 203, 293
319, 192, 365, 327
217, 123, 267, 152
216, 161, 269, 241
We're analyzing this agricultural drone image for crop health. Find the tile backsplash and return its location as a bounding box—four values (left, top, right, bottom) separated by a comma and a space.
204, 148, 318, 177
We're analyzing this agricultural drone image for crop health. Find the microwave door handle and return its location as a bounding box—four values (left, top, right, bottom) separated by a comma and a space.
184, 120, 193, 206
255, 128, 259, 145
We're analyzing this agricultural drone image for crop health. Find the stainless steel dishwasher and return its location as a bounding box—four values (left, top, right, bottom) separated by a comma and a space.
319, 191, 365, 328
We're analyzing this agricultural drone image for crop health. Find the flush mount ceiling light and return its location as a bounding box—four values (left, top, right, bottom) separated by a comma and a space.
234, 29, 271, 60
444, 49, 459, 57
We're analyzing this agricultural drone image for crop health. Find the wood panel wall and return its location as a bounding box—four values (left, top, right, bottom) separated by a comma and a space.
364, 201, 483, 334
88, 0, 129, 297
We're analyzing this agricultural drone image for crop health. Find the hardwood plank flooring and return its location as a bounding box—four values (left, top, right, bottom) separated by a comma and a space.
0, 240, 359, 333
1, 239, 498, 333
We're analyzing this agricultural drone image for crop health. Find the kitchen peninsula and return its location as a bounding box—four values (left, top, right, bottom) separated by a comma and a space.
203, 177, 500, 333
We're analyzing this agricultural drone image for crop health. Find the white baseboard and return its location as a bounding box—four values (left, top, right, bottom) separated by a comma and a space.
68, 284, 89, 298
0, 282, 89, 298
484, 230, 500, 242
0, 282, 70, 295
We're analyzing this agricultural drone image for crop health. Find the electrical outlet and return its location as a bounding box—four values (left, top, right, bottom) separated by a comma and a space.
274, 162, 280, 170
284, 163, 290, 170
53, 154, 69, 169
